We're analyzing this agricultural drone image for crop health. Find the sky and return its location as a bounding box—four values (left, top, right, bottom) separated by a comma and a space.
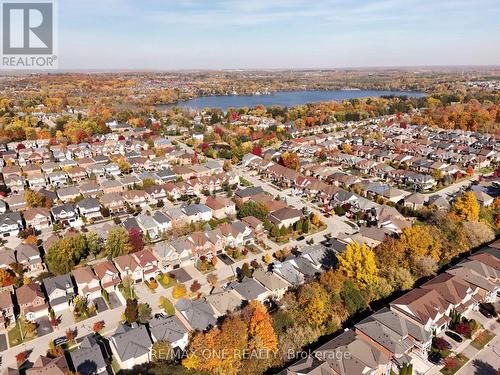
56, 0, 500, 70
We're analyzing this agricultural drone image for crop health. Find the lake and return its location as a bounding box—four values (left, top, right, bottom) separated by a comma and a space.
157, 89, 426, 111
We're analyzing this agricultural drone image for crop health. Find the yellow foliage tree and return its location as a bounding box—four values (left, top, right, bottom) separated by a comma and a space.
399, 225, 442, 262
171, 283, 187, 299
338, 242, 379, 288
451, 191, 480, 222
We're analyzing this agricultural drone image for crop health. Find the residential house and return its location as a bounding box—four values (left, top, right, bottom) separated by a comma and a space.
16, 282, 49, 321
446, 255, 499, 303
355, 307, 433, 366
132, 249, 160, 281
100, 192, 125, 214
114, 254, 142, 283
77, 197, 102, 221
73, 266, 102, 301
228, 277, 269, 303
182, 204, 213, 223
70, 335, 109, 375
0, 212, 23, 237
175, 298, 217, 331
25, 356, 69, 375
57, 186, 80, 202
269, 207, 302, 228
0, 290, 14, 328
16, 243, 44, 273
149, 315, 190, 350
109, 323, 152, 370
205, 196, 236, 219
390, 288, 452, 334
0, 248, 16, 269
122, 190, 148, 208
23, 207, 52, 231
421, 273, 478, 317
51, 203, 79, 226
205, 289, 244, 317
43, 274, 75, 312
136, 214, 160, 239
314, 330, 391, 375
94, 260, 121, 292
252, 268, 290, 300
242, 216, 265, 238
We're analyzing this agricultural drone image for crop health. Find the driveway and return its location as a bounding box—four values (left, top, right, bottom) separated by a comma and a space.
93, 297, 108, 313
217, 253, 235, 265
135, 282, 154, 301
108, 292, 122, 309
0, 333, 7, 351
36, 317, 54, 337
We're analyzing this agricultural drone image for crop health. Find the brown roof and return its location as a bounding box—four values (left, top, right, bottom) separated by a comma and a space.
242, 216, 263, 228
205, 196, 224, 210
0, 290, 13, 309
94, 260, 119, 279
23, 207, 50, 221
114, 254, 140, 272
468, 252, 500, 271
26, 356, 69, 375
421, 273, 472, 306
16, 282, 45, 305
73, 266, 99, 284
391, 288, 450, 325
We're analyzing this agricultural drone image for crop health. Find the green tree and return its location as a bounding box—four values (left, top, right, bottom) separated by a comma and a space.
104, 227, 133, 258
302, 218, 310, 233
240, 262, 253, 279
85, 232, 102, 256
237, 201, 269, 221
45, 234, 89, 274
340, 280, 367, 315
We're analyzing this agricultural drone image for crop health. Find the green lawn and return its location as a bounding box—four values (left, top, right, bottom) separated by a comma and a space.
440, 354, 469, 375
471, 330, 495, 350
7, 320, 36, 347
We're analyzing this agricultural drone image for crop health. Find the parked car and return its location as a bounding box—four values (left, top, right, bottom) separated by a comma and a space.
479, 303, 498, 318
445, 331, 463, 343
154, 313, 167, 319
54, 336, 68, 347
296, 235, 305, 241
428, 352, 444, 365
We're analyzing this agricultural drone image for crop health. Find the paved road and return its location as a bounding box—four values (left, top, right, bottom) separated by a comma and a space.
423, 176, 478, 198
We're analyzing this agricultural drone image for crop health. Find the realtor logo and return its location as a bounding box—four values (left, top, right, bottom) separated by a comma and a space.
1, 1, 57, 69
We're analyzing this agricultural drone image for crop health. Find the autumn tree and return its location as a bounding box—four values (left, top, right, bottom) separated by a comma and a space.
399, 225, 442, 263
451, 191, 480, 222
138, 302, 152, 323
152, 340, 174, 363
104, 227, 133, 258
279, 152, 300, 171
172, 283, 187, 299
92, 320, 105, 333
124, 299, 138, 324
128, 227, 144, 252
296, 282, 329, 327
338, 242, 379, 288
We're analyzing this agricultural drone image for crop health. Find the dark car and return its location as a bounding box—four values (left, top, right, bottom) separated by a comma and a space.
445, 331, 463, 343
154, 313, 167, 319
296, 235, 305, 241
479, 303, 498, 317
428, 352, 443, 365
53, 336, 68, 347
479, 306, 493, 318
